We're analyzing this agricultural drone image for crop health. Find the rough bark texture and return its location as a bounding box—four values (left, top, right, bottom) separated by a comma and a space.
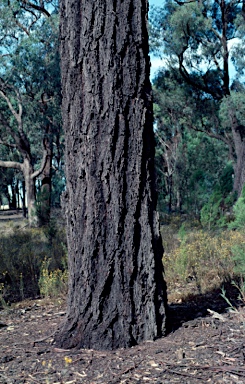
56, 0, 167, 350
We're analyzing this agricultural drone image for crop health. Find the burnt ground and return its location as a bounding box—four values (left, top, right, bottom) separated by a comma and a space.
0, 288, 245, 384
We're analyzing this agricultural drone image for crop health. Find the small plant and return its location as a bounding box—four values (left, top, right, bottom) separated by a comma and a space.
220, 286, 238, 312
228, 186, 245, 230
0, 283, 8, 308
232, 279, 245, 303
200, 191, 223, 230
64, 356, 72, 366
38, 258, 68, 298
220, 285, 245, 330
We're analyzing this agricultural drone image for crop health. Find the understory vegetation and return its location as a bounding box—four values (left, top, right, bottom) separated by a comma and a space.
0, 194, 244, 310
0, 215, 68, 305
162, 190, 245, 305
162, 221, 245, 302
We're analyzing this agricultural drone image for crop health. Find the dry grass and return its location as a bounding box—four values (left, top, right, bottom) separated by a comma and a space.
161, 221, 245, 303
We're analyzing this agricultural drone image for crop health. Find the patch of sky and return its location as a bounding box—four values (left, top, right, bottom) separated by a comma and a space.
149, 0, 166, 79
148, 0, 238, 81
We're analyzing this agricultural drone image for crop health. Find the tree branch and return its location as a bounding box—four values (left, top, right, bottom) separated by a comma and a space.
14, 19, 30, 36
31, 149, 48, 179
20, 0, 51, 17
0, 139, 17, 149
0, 112, 24, 148
0, 159, 23, 171
0, 89, 23, 126
192, 125, 235, 162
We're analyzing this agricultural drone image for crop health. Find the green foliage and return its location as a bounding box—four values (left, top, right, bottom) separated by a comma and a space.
200, 163, 235, 229
150, 0, 245, 221
200, 191, 223, 229
38, 258, 68, 299
219, 91, 245, 131
220, 188, 245, 307
0, 222, 67, 302
152, 65, 230, 217
35, 187, 51, 226
163, 227, 244, 296
150, 0, 244, 90
228, 186, 245, 230
219, 162, 234, 196
0, 2, 64, 215
232, 242, 245, 276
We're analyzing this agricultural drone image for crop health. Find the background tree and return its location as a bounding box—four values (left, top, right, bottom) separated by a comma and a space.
150, 0, 245, 197
153, 68, 229, 216
0, 0, 63, 225
55, 0, 167, 350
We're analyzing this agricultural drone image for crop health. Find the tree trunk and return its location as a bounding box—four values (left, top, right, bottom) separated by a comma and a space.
22, 159, 38, 227
38, 136, 52, 225
227, 104, 245, 196
21, 180, 27, 217
0, 158, 38, 225
56, 0, 167, 350
232, 126, 245, 196
10, 183, 17, 209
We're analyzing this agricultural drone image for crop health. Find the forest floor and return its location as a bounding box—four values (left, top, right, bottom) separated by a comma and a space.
0, 212, 245, 383
1, 285, 245, 383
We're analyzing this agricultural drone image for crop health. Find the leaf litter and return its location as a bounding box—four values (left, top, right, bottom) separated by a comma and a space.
0, 296, 245, 383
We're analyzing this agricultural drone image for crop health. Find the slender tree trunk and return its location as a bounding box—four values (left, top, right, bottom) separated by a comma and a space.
232, 126, 245, 196
39, 136, 52, 225
22, 159, 38, 227
0, 158, 38, 225
56, 0, 167, 350
227, 105, 245, 196
16, 180, 20, 209
10, 183, 17, 209
21, 180, 27, 217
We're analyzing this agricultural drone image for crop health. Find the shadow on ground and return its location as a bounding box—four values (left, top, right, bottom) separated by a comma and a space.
167, 281, 243, 333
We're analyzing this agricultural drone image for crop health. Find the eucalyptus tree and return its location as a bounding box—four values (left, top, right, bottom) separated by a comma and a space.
55, 0, 167, 350
0, 0, 62, 225
150, 0, 245, 196
153, 69, 229, 215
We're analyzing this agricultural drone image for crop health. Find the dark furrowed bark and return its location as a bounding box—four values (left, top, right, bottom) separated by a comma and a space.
56, 0, 167, 350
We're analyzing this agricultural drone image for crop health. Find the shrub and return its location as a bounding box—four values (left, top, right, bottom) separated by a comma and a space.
228, 186, 245, 230
163, 229, 245, 294
38, 258, 68, 298
200, 191, 223, 229
0, 223, 67, 302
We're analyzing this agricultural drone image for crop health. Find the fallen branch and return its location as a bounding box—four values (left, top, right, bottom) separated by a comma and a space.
33, 331, 56, 346
207, 309, 226, 322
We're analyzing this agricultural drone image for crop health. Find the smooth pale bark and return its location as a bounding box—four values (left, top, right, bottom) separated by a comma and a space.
0, 85, 49, 225
0, 149, 48, 226
56, 0, 167, 351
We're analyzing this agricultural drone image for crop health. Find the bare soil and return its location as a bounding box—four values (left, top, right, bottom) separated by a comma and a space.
0, 290, 245, 384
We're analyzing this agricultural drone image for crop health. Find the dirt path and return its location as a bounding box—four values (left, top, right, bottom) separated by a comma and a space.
0, 298, 245, 383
